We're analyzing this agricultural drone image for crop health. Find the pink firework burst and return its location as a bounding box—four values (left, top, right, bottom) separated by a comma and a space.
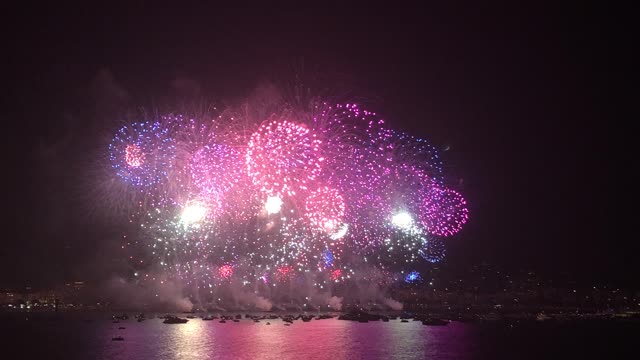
189, 144, 245, 216
190, 144, 242, 194
109, 121, 176, 187
275, 265, 294, 282
246, 120, 323, 197
419, 186, 469, 237
330, 268, 342, 281
218, 264, 234, 279
305, 186, 345, 233
125, 144, 145, 167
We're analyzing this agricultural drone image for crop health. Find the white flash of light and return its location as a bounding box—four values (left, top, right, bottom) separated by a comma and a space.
265, 196, 283, 214
392, 212, 414, 230
329, 223, 349, 241
181, 202, 208, 225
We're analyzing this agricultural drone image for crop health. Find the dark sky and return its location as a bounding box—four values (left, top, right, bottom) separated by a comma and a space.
4, 4, 617, 288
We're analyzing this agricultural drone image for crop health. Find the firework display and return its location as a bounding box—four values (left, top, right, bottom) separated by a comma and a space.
218, 264, 234, 280
109, 121, 176, 187
419, 237, 447, 264
419, 186, 469, 237
404, 271, 422, 283
305, 186, 345, 234
246, 120, 323, 197
110, 102, 468, 297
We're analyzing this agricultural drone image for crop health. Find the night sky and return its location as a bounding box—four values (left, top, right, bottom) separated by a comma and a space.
3, 4, 617, 288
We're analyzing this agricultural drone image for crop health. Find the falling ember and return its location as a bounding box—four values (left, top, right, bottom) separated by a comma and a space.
125, 144, 144, 167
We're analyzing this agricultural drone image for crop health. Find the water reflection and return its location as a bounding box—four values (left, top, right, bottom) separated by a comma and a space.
172, 319, 209, 359
101, 317, 474, 360
380, 320, 428, 359
246, 317, 353, 360
7, 313, 636, 359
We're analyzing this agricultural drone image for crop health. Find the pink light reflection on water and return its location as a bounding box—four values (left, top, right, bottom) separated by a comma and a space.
102, 317, 474, 360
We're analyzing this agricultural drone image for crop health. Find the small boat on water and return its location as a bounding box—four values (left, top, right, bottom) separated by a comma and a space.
400, 319, 409, 323
536, 312, 551, 321
112, 336, 124, 341
233, 319, 240, 322
163, 316, 189, 324
202, 315, 214, 321
422, 319, 448, 326
266, 322, 271, 325
112, 314, 129, 320
118, 327, 126, 329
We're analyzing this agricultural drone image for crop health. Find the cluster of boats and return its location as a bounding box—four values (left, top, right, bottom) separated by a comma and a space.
109, 311, 449, 341
200, 313, 333, 324
338, 311, 448, 325
111, 312, 338, 328
112, 313, 148, 323
110, 311, 449, 341
162, 315, 189, 324
201, 314, 241, 323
